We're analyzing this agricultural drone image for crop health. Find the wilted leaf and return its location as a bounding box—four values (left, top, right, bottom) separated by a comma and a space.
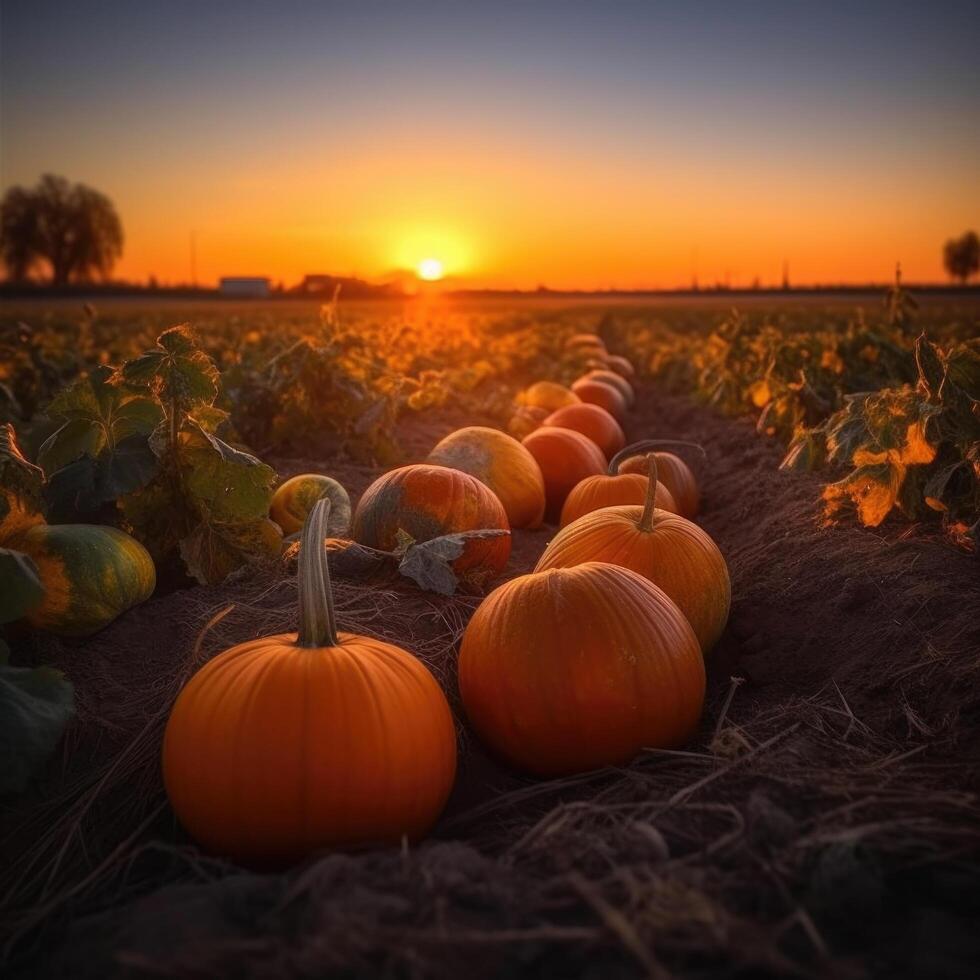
780, 427, 827, 471
398, 529, 510, 595
915, 333, 944, 401
0, 548, 43, 623
179, 517, 283, 585
120, 325, 219, 411
0, 650, 74, 795
0, 423, 45, 542
823, 461, 901, 527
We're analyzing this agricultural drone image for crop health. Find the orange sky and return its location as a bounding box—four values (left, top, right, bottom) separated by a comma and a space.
3, 3, 979, 289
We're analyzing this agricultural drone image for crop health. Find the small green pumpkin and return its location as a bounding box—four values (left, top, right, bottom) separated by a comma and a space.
270, 474, 351, 536
15, 524, 156, 636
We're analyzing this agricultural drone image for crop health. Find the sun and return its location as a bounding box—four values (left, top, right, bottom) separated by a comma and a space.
417, 257, 444, 281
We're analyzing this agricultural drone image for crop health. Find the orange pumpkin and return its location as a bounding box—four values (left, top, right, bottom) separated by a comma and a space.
352, 464, 511, 584
560, 472, 676, 527
537, 456, 729, 652
542, 403, 625, 461
565, 333, 607, 355
516, 381, 580, 414
570, 378, 628, 423
606, 355, 636, 380
427, 426, 545, 529
521, 426, 606, 523
163, 499, 457, 865
459, 562, 704, 776
616, 442, 702, 519
507, 405, 549, 440
581, 369, 635, 407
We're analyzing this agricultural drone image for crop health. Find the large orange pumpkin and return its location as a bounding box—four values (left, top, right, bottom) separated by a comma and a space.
570, 378, 628, 423
507, 405, 549, 440
537, 457, 729, 653
352, 464, 511, 584
542, 403, 625, 461
581, 369, 635, 407
516, 381, 580, 414
459, 562, 704, 776
163, 499, 457, 865
616, 441, 703, 519
426, 426, 545, 529
521, 426, 606, 523
606, 355, 636, 380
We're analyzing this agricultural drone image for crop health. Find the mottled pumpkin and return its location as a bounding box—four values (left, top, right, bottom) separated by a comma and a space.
270, 474, 351, 536
163, 499, 457, 865
538, 457, 729, 652
426, 426, 545, 529
581, 369, 635, 407
516, 381, 580, 414
352, 464, 511, 584
459, 562, 704, 776
619, 451, 700, 519
570, 379, 628, 423
507, 405, 550, 440
15, 523, 156, 636
606, 355, 636, 380
542, 403, 625, 461
521, 426, 606, 523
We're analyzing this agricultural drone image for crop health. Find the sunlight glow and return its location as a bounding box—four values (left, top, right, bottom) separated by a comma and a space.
417, 257, 444, 281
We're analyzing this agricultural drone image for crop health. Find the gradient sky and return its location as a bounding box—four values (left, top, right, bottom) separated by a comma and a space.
2, 0, 979, 288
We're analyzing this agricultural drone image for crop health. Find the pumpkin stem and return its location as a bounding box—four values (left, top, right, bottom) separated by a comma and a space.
608, 439, 707, 475
638, 454, 660, 532
297, 497, 339, 647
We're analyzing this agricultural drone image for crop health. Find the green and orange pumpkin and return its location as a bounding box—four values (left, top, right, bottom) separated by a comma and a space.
270, 474, 351, 536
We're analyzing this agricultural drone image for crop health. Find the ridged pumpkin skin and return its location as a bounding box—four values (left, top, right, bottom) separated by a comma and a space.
459, 563, 705, 776
543, 403, 625, 461
16, 524, 155, 636
560, 473, 677, 527
570, 379, 628, 423
163, 630, 457, 864
619, 452, 700, 518
426, 426, 546, 529
270, 474, 351, 536
516, 381, 580, 414
507, 405, 549, 440
163, 499, 457, 865
521, 427, 606, 523
352, 464, 511, 582
536, 505, 730, 653
582, 369, 635, 407
606, 355, 636, 380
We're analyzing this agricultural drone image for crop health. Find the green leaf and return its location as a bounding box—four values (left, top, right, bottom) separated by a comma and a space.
0, 423, 45, 543
0, 650, 74, 795
179, 517, 283, 585
120, 325, 219, 411
0, 548, 43, 623
914, 334, 944, 401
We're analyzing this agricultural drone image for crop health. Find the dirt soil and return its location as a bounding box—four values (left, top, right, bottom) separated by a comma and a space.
2, 382, 979, 979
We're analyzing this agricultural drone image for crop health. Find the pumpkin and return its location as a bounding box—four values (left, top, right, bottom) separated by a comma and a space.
542, 403, 625, 461
560, 470, 676, 527
15, 523, 155, 636
521, 426, 606, 523
459, 561, 704, 776
570, 378, 628, 423
270, 474, 351, 536
565, 333, 607, 354
352, 464, 511, 584
537, 455, 729, 652
516, 381, 581, 414
606, 355, 636, 380
507, 405, 549, 440
426, 426, 545, 530
163, 499, 457, 864
616, 440, 703, 519
581, 369, 634, 407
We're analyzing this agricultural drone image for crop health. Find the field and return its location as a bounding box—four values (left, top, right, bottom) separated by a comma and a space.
2, 292, 979, 978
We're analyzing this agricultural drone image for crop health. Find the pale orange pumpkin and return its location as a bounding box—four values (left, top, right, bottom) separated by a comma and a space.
570, 378, 628, 423
538, 455, 729, 653
507, 405, 550, 440
521, 426, 606, 523
459, 561, 705, 776
163, 499, 457, 865
427, 426, 546, 529
516, 381, 580, 414
543, 402, 625, 461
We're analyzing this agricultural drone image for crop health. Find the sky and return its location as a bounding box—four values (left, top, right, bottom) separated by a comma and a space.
2, 0, 979, 289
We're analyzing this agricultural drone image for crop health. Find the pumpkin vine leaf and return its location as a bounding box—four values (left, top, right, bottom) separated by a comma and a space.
0, 423, 45, 544
0, 548, 44, 623
118, 324, 219, 411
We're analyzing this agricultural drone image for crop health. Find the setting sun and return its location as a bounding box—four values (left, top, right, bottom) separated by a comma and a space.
417, 258, 444, 281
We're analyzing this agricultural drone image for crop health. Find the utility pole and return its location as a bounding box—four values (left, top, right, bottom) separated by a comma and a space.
190, 230, 198, 287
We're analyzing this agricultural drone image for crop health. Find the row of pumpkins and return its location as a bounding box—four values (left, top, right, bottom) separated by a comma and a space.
163, 332, 732, 865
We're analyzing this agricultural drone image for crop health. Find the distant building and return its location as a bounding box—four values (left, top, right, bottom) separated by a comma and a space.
219, 277, 271, 298
293, 274, 403, 299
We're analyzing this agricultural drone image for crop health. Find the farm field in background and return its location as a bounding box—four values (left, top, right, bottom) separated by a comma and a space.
2, 289, 979, 978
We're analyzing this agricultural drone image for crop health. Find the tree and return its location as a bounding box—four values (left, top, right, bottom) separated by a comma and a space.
942, 230, 979, 284
0, 174, 123, 285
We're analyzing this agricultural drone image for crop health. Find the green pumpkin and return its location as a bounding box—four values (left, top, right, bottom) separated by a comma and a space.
270, 474, 351, 536
15, 524, 156, 636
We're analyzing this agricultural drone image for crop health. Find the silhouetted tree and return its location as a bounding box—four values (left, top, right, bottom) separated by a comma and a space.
0, 174, 123, 284
943, 231, 979, 284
